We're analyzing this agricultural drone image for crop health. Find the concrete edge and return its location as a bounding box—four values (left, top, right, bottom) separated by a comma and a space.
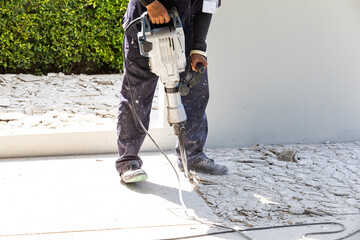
0, 126, 176, 159
0, 87, 178, 159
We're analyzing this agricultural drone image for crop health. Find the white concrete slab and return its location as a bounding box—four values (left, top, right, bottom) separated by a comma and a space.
0, 153, 242, 240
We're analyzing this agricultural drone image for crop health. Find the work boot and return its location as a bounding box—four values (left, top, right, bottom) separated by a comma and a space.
120, 165, 148, 183
178, 157, 228, 175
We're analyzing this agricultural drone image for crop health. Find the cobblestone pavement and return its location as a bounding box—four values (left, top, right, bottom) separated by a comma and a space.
194, 142, 360, 228
0, 73, 159, 132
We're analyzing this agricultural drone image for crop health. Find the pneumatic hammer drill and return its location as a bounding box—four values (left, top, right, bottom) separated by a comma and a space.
137, 8, 204, 178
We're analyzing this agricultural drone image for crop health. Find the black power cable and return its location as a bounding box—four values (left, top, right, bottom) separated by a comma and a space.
336, 228, 360, 240
159, 222, 360, 240
122, 15, 360, 240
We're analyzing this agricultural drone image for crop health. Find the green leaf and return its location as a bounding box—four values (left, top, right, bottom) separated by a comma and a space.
0, 0, 129, 75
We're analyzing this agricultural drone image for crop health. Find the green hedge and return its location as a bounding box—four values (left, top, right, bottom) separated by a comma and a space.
0, 0, 128, 75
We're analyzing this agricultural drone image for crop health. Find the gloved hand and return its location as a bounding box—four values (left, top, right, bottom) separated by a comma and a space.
191, 54, 208, 72
146, 1, 170, 24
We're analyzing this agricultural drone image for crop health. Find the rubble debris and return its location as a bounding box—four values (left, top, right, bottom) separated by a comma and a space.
0, 73, 160, 130
195, 143, 360, 227
0, 76, 6, 86
0, 98, 11, 107
0, 112, 25, 121
277, 149, 298, 162
93, 78, 114, 85
16, 74, 43, 82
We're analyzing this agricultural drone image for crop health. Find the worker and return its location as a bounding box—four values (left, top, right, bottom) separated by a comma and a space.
116, 0, 228, 183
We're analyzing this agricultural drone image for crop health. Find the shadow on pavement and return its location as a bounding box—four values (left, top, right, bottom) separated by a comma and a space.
121, 180, 193, 207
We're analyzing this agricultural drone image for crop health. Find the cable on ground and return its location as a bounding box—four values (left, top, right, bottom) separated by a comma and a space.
159, 221, 360, 240
123, 17, 360, 240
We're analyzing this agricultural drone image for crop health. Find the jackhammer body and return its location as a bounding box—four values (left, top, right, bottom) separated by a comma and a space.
137, 8, 204, 178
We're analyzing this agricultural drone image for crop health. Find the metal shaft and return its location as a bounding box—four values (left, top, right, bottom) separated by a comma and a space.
174, 123, 189, 178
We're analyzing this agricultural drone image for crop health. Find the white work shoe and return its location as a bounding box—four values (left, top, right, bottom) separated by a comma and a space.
120, 166, 148, 183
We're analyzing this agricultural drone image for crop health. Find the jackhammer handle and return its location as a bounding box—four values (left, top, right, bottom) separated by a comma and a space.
196, 62, 205, 74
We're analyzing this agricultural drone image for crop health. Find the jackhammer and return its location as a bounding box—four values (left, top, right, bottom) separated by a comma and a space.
137, 8, 205, 178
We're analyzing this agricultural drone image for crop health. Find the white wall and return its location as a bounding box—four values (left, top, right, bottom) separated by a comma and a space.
206, 0, 360, 147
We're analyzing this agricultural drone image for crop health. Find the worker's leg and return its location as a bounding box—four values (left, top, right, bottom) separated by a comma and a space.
115, 26, 158, 175
176, 69, 209, 165
176, 69, 228, 175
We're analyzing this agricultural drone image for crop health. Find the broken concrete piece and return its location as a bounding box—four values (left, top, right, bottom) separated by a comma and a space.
16, 74, 43, 82
0, 76, 6, 86
328, 187, 350, 197
95, 110, 111, 117
58, 72, 65, 78
93, 78, 114, 85
0, 112, 25, 121
288, 204, 305, 215
0, 74, 16, 82
47, 73, 57, 77
250, 143, 263, 151
0, 98, 11, 107
32, 105, 45, 114
21, 117, 42, 127
25, 105, 45, 115
277, 149, 298, 162
24, 107, 33, 115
